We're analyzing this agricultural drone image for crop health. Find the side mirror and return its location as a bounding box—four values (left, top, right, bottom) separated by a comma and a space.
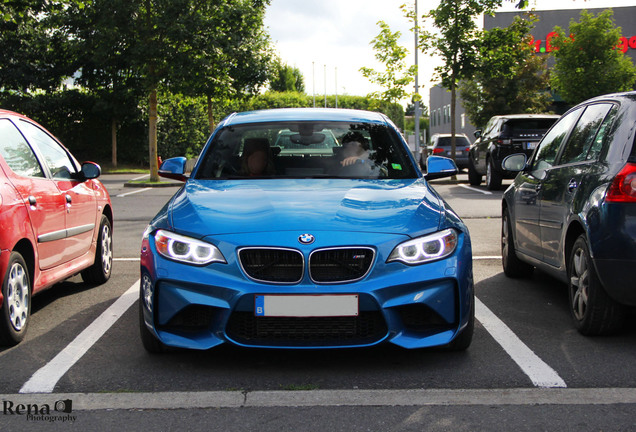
81, 162, 101, 180
424, 155, 458, 180
473, 130, 482, 139
159, 156, 188, 182
501, 154, 528, 172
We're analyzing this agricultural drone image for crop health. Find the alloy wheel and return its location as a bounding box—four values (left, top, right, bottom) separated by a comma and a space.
570, 246, 589, 321
7, 262, 29, 331
101, 224, 113, 275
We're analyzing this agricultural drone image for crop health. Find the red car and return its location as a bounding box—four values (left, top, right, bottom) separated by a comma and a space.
0, 109, 113, 346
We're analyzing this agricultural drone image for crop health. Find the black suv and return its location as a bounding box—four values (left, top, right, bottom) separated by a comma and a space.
468, 114, 559, 190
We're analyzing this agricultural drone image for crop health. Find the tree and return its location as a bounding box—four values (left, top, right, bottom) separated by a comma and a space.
359, 21, 417, 105
63, 0, 145, 168
0, 1, 75, 93
64, 0, 273, 181
419, 0, 521, 162
460, 15, 551, 128
549, 9, 636, 105
269, 58, 305, 93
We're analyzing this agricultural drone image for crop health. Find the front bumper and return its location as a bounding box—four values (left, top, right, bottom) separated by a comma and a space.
140, 230, 473, 350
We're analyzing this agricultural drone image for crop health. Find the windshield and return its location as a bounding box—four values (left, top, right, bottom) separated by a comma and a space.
195, 121, 418, 180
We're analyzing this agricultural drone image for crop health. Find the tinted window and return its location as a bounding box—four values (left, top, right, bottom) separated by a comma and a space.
196, 121, 417, 180
0, 119, 44, 178
436, 136, 470, 147
587, 105, 618, 161
531, 108, 582, 172
560, 104, 613, 165
19, 120, 77, 179
502, 118, 558, 135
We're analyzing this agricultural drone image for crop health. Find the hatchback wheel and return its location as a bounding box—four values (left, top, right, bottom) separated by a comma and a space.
501, 208, 533, 278
81, 215, 113, 285
486, 159, 502, 190
0, 252, 31, 346
568, 235, 625, 335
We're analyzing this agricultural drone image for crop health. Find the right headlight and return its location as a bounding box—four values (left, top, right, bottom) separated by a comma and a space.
154, 229, 226, 266
387, 229, 458, 265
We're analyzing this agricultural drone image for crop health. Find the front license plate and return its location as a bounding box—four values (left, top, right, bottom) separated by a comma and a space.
526, 142, 538, 150
254, 295, 359, 317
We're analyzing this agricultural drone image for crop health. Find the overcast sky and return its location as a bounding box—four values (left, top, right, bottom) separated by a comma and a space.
264, 0, 635, 106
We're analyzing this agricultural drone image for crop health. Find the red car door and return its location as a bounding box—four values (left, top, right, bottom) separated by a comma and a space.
0, 119, 69, 270
16, 120, 98, 264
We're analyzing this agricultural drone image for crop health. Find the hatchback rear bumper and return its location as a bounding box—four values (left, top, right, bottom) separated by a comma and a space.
594, 258, 636, 306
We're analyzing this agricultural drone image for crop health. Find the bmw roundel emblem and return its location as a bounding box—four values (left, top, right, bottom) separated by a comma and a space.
298, 233, 315, 245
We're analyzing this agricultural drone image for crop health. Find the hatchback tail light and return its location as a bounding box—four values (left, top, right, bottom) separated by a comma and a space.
605, 163, 636, 203
432, 148, 445, 154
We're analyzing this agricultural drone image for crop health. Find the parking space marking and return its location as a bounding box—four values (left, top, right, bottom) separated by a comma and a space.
459, 184, 493, 195
116, 188, 152, 197
19, 280, 140, 394
475, 296, 567, 388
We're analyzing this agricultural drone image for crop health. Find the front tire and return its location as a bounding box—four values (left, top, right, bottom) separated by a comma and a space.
486, 158, 502, 191
0, 252, 31, 346
81, 214, 113, 285
568, 235, 625, 335
446, 295, 474, 351
467, 158, 482, 186
502, 208, 534, 278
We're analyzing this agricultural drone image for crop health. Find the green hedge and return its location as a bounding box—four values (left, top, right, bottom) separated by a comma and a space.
1, 90, 404, 166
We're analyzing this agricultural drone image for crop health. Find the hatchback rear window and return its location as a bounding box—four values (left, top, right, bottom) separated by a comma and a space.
436, 136, 470, 147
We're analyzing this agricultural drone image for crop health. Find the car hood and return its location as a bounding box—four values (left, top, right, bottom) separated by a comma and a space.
165, 179, 445, 238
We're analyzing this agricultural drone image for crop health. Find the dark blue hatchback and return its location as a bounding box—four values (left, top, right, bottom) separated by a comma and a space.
501, 91, 636, 335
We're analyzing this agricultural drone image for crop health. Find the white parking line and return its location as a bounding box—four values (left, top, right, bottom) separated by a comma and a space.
132, 174, 150, 181
459, 184, 493, 195
475, 296, 567, 388
19, 280, 140, 394
18, 265, 565, 393
116, 187, 152, 198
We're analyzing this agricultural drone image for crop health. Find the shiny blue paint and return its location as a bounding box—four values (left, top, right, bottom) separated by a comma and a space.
166, 179, 444, 239
141, 108, 474, 351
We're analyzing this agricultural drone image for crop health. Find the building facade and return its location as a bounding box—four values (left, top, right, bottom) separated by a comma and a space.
429, 6, 636, 139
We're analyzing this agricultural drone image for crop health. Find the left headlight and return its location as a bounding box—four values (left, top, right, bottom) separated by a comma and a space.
154, 229, 226, 266
387, 229, 458, 265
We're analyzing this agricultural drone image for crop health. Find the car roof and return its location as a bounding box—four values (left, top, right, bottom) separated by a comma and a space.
493, 114, 561, 120
432, 133, 469, 138
219, 108, 390, 127
576, 90, 636, 105
0, 109, 30, 120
